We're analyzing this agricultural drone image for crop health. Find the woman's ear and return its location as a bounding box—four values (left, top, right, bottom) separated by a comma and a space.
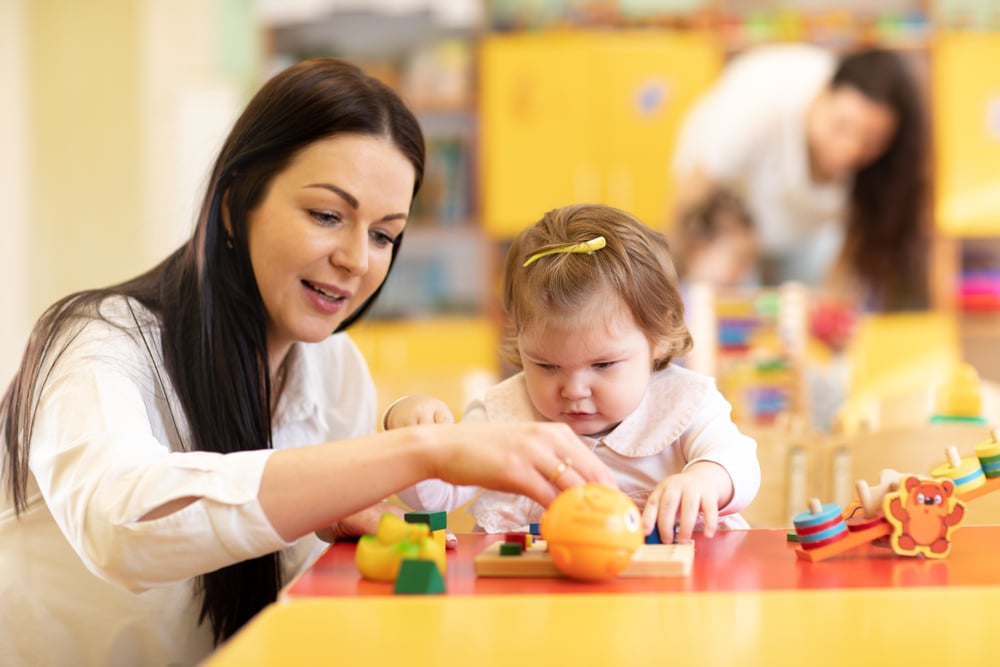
220, 189, 236, 248
221, 189, 233, 238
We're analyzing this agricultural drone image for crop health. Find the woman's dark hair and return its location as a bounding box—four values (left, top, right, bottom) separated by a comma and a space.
1, 58, 424, 642
832, 48, 929, 310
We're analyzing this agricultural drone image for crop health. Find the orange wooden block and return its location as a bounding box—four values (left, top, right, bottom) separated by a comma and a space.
473, 540, 694, 578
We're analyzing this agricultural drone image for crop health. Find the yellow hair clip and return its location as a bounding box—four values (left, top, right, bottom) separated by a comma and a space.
523, 236, 607, 267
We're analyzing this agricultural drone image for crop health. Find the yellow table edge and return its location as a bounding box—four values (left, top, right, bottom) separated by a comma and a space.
204, 587, 1000, 666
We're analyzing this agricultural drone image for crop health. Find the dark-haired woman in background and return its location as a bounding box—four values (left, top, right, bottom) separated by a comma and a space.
671, 44, 929, 310
0, 58, 614, 666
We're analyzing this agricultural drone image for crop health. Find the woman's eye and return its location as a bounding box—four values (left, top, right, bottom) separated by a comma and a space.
309, 210, 341, 225
370, 229, 396, 248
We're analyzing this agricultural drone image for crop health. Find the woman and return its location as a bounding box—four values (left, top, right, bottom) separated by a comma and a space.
672, 44, 929, 310
0, 58, 613, 666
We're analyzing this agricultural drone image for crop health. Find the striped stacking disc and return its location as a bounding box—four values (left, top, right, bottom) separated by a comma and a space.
931, 456, 986, 493
846, 514, 886, 532
974, 442, 1000, 478
974, 439, 1000, 460
793, 503, 848, 548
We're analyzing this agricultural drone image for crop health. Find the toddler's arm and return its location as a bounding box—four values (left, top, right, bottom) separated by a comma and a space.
643, 387, 760, 542
387, 394, 479, 512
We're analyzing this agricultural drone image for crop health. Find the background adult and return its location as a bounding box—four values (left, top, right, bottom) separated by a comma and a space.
671, 43, 929, 310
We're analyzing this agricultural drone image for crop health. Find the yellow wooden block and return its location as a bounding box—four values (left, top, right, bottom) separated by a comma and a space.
473, 540, 693, 578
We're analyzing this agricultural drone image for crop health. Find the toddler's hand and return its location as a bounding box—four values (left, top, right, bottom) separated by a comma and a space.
641, 462, 733, 543
384, 395, 454, 429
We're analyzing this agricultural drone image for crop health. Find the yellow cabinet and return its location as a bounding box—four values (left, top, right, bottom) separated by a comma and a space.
933, 31, 1000, 237
479, 30, 723, 238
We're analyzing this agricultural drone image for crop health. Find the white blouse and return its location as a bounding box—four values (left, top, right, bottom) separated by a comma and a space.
0, 296, 376, 666
398, 364, 761, 534
672, 43, 847, 283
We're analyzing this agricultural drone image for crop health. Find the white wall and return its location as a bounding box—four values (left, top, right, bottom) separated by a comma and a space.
139, 0, 253, 264
0, 0, 30, 382
0, 1, 257, 384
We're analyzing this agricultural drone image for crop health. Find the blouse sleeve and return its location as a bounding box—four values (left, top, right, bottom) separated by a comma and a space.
678, 386, 761, 516
28, 316, 292, 593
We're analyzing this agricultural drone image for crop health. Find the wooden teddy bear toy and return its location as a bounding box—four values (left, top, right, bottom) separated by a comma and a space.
886, 476, 965, 557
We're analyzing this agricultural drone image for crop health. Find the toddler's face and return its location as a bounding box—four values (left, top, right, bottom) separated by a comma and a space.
686, 222, 757, 287
518, 297, 667, 437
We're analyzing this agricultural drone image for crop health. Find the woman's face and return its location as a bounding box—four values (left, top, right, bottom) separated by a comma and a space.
244, 133, 416, 365
808, 85, 897, 182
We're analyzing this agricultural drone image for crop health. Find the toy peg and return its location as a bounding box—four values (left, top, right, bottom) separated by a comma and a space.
856, 480, 876, 519
946, 446, 962, 469
847, 480, 887, 533
931, 445, 986, 495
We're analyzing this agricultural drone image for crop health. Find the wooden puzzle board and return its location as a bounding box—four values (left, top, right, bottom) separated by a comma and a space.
474, 540, 694, 578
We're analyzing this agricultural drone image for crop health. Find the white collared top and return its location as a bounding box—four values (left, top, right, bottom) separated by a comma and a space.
398, 364, 760, 534
0, 295, 375, 666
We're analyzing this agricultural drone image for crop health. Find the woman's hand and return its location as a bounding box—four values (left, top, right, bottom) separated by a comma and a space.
315, 500, 407, 542
384, 395, 454, 429
421, 421, 617, 509
641, 461, 734, 543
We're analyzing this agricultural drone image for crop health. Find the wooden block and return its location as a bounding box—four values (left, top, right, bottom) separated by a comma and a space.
474, 540, 694, 578
393, 559, 445, 595
794, 520, 891, 562
404, 510, 447, 531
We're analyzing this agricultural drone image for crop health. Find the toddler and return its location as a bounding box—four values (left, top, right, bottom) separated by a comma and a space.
390, 204, 761, 541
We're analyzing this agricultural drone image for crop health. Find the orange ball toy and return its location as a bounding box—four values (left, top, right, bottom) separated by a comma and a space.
540, 483, 643, 581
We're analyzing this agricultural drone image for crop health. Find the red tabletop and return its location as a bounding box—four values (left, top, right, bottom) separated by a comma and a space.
283, 526, 1000, 598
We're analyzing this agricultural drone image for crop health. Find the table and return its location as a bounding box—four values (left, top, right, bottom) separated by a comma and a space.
284, 528, 1000, 596
203, 528, 1000, 666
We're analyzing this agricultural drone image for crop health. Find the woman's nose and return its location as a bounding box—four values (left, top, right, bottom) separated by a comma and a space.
332, 228, 368, 274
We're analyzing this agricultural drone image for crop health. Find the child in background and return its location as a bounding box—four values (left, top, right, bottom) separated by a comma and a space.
389, 204, 760, 542
671, 188, 758, 288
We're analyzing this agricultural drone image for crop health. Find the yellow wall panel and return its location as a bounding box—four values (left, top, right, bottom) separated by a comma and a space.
593, 31, 723, 227
480, 30, 723, 238
933, 32, 1000, 236
479, 32, 599, 237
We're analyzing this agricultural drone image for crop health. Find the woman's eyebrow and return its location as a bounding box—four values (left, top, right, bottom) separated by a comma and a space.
304, 182, 409, 222
306, 183, 357, 209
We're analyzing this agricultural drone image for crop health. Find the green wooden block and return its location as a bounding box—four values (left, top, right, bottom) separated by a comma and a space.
499, 542, 523, 556
393, 559, 445, 595
404, 510, 447, 531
